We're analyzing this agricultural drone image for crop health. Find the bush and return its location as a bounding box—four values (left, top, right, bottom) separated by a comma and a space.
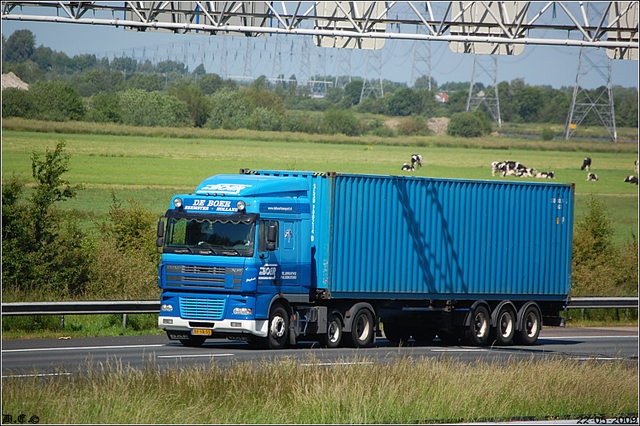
118, 89, 190, 127
85, 92, 122, 123
205, 89, 250, 130
282, 111, 321, 134
1, 87, 35, 119
447, 112, 484, 138
571, 195, 638, 296
540, 127, 555, 140
29, 81, 86, 121
247, 107, 284, 131
396, 116, 432, 136
321, 108, 362, 136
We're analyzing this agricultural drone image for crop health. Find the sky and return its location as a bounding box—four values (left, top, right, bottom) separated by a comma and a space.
2, 6, 638, 91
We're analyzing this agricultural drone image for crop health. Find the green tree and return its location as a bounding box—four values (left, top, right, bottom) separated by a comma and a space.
2, 141, 89, 296
3, 29, 36, 63
86, 92, 122, 123
198, 73, 224, 95
1, 87, 34, 119
387, 87, 421, 116
168, 79, 211, 127
447, 112, 484, 138
29, 81, 86, 121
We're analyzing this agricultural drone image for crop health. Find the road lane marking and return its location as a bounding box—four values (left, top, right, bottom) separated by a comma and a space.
431, 348, 489, 352
2, 372, 74, 378
300, 362, 374, 366
2, 344, 166, 353
157, 353, 234, 358
541, 336, 637, 340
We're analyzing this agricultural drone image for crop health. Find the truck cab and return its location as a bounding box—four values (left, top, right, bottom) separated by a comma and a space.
156, 173, 312, 347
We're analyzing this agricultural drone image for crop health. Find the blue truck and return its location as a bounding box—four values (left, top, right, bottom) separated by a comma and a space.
156, 169, 574, 349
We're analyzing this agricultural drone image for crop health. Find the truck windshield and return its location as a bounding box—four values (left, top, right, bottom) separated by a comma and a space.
165, 217, 255, 257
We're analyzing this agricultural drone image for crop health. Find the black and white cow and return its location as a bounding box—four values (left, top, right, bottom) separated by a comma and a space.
587, 172, 599, 181
581, 157, 592, 171
411, 154, 423, 169
401, 163, 415, 171
535, 171, 555, 179
624, 175, 638, 185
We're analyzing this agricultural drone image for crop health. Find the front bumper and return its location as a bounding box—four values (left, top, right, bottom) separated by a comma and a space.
158, 315, 269, 338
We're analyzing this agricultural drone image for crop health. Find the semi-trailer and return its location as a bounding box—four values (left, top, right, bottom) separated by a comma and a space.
157, 169, 574, 349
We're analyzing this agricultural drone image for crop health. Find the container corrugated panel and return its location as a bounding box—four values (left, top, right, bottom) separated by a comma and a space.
330, 174, 574, 300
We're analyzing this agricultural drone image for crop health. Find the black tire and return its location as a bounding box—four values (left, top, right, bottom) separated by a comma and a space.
348, 309, 375, 348
319, 313, 343, 348
382, 321, 411, 343
514, 305, 541, 346
464, 305, 491, 346
491, 306, 516, 346
266, 305, 289, 349
179, 335, 206, 347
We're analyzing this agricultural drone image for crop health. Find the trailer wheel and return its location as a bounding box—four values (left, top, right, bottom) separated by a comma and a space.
492, 306, 516, 345
179, 336, 206, 347
464, 305, 490, 346
514, 305, 541, 346
383, 321, 410, 343
320, 314, 343, 348
348, 309, 374, 348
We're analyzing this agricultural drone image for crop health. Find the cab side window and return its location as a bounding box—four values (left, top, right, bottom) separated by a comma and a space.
259, 220, 279, 252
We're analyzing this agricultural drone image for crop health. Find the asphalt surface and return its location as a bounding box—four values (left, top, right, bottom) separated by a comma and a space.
2, 326, 637, 377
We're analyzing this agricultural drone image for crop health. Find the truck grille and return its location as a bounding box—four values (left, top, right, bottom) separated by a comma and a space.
179, 297, 225, 320
181, 265, 226, 275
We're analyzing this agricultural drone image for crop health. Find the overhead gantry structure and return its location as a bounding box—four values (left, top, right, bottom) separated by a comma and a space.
1, 2, 638, 59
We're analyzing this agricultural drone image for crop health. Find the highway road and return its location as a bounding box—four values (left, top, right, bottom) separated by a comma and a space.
2, 326, 637, 378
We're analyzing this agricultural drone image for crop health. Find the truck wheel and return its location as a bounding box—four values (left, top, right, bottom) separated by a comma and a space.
382, 321, 411, 343
320, 314, 343, 348
514, 305, 541, 346
179, 336, 206, 347
265, 306, 289, 349
492, 306, 516, 345
348, 309, 375, 348
464, 305, 490, 346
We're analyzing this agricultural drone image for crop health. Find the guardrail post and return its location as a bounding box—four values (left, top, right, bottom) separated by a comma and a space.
123, 314, 127, 330
581, 309, 585, 320
60, 315, 65, 329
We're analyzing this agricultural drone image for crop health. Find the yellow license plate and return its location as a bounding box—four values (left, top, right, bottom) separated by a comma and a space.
192, 328, 212, 336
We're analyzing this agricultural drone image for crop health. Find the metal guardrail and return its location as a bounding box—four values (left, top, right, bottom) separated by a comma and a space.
1, 297, 637, 316
1, 300, 160, 316
568, 297, 639, 310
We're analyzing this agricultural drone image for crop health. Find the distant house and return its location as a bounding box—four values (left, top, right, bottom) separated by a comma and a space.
435, 93, 449, 103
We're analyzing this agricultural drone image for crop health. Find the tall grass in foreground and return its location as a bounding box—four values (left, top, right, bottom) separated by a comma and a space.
2, 356, 637, 424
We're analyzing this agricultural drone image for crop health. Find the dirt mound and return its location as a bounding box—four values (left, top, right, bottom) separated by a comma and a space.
2, 72, 29, 91
427, 117, 449, 135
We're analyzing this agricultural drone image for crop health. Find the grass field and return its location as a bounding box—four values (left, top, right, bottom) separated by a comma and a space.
1, 355, 637, 424
2, 126, 638, 243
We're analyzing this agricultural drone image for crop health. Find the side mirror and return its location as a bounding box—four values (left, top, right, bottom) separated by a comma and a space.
157, 219, 165, 238
266, 224, 277, 251
156, 237, 164, 248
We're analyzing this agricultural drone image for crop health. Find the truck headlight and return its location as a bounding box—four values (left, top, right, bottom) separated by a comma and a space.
233, 307, 252, 315
236, 200, 246, 212
161, 304, 173, 312
173, 198, 183, 208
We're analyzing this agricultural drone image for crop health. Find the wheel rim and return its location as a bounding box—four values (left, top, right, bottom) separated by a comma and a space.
473, 311, 488, 338
355, 314, 371, 341
271, 315, 286, 338
524, 312, 539, 338
328, 320, 340, 343
499, 311, 513, 338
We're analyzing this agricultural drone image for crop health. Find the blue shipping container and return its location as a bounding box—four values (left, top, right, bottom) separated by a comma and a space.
243, 170, 574, 303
